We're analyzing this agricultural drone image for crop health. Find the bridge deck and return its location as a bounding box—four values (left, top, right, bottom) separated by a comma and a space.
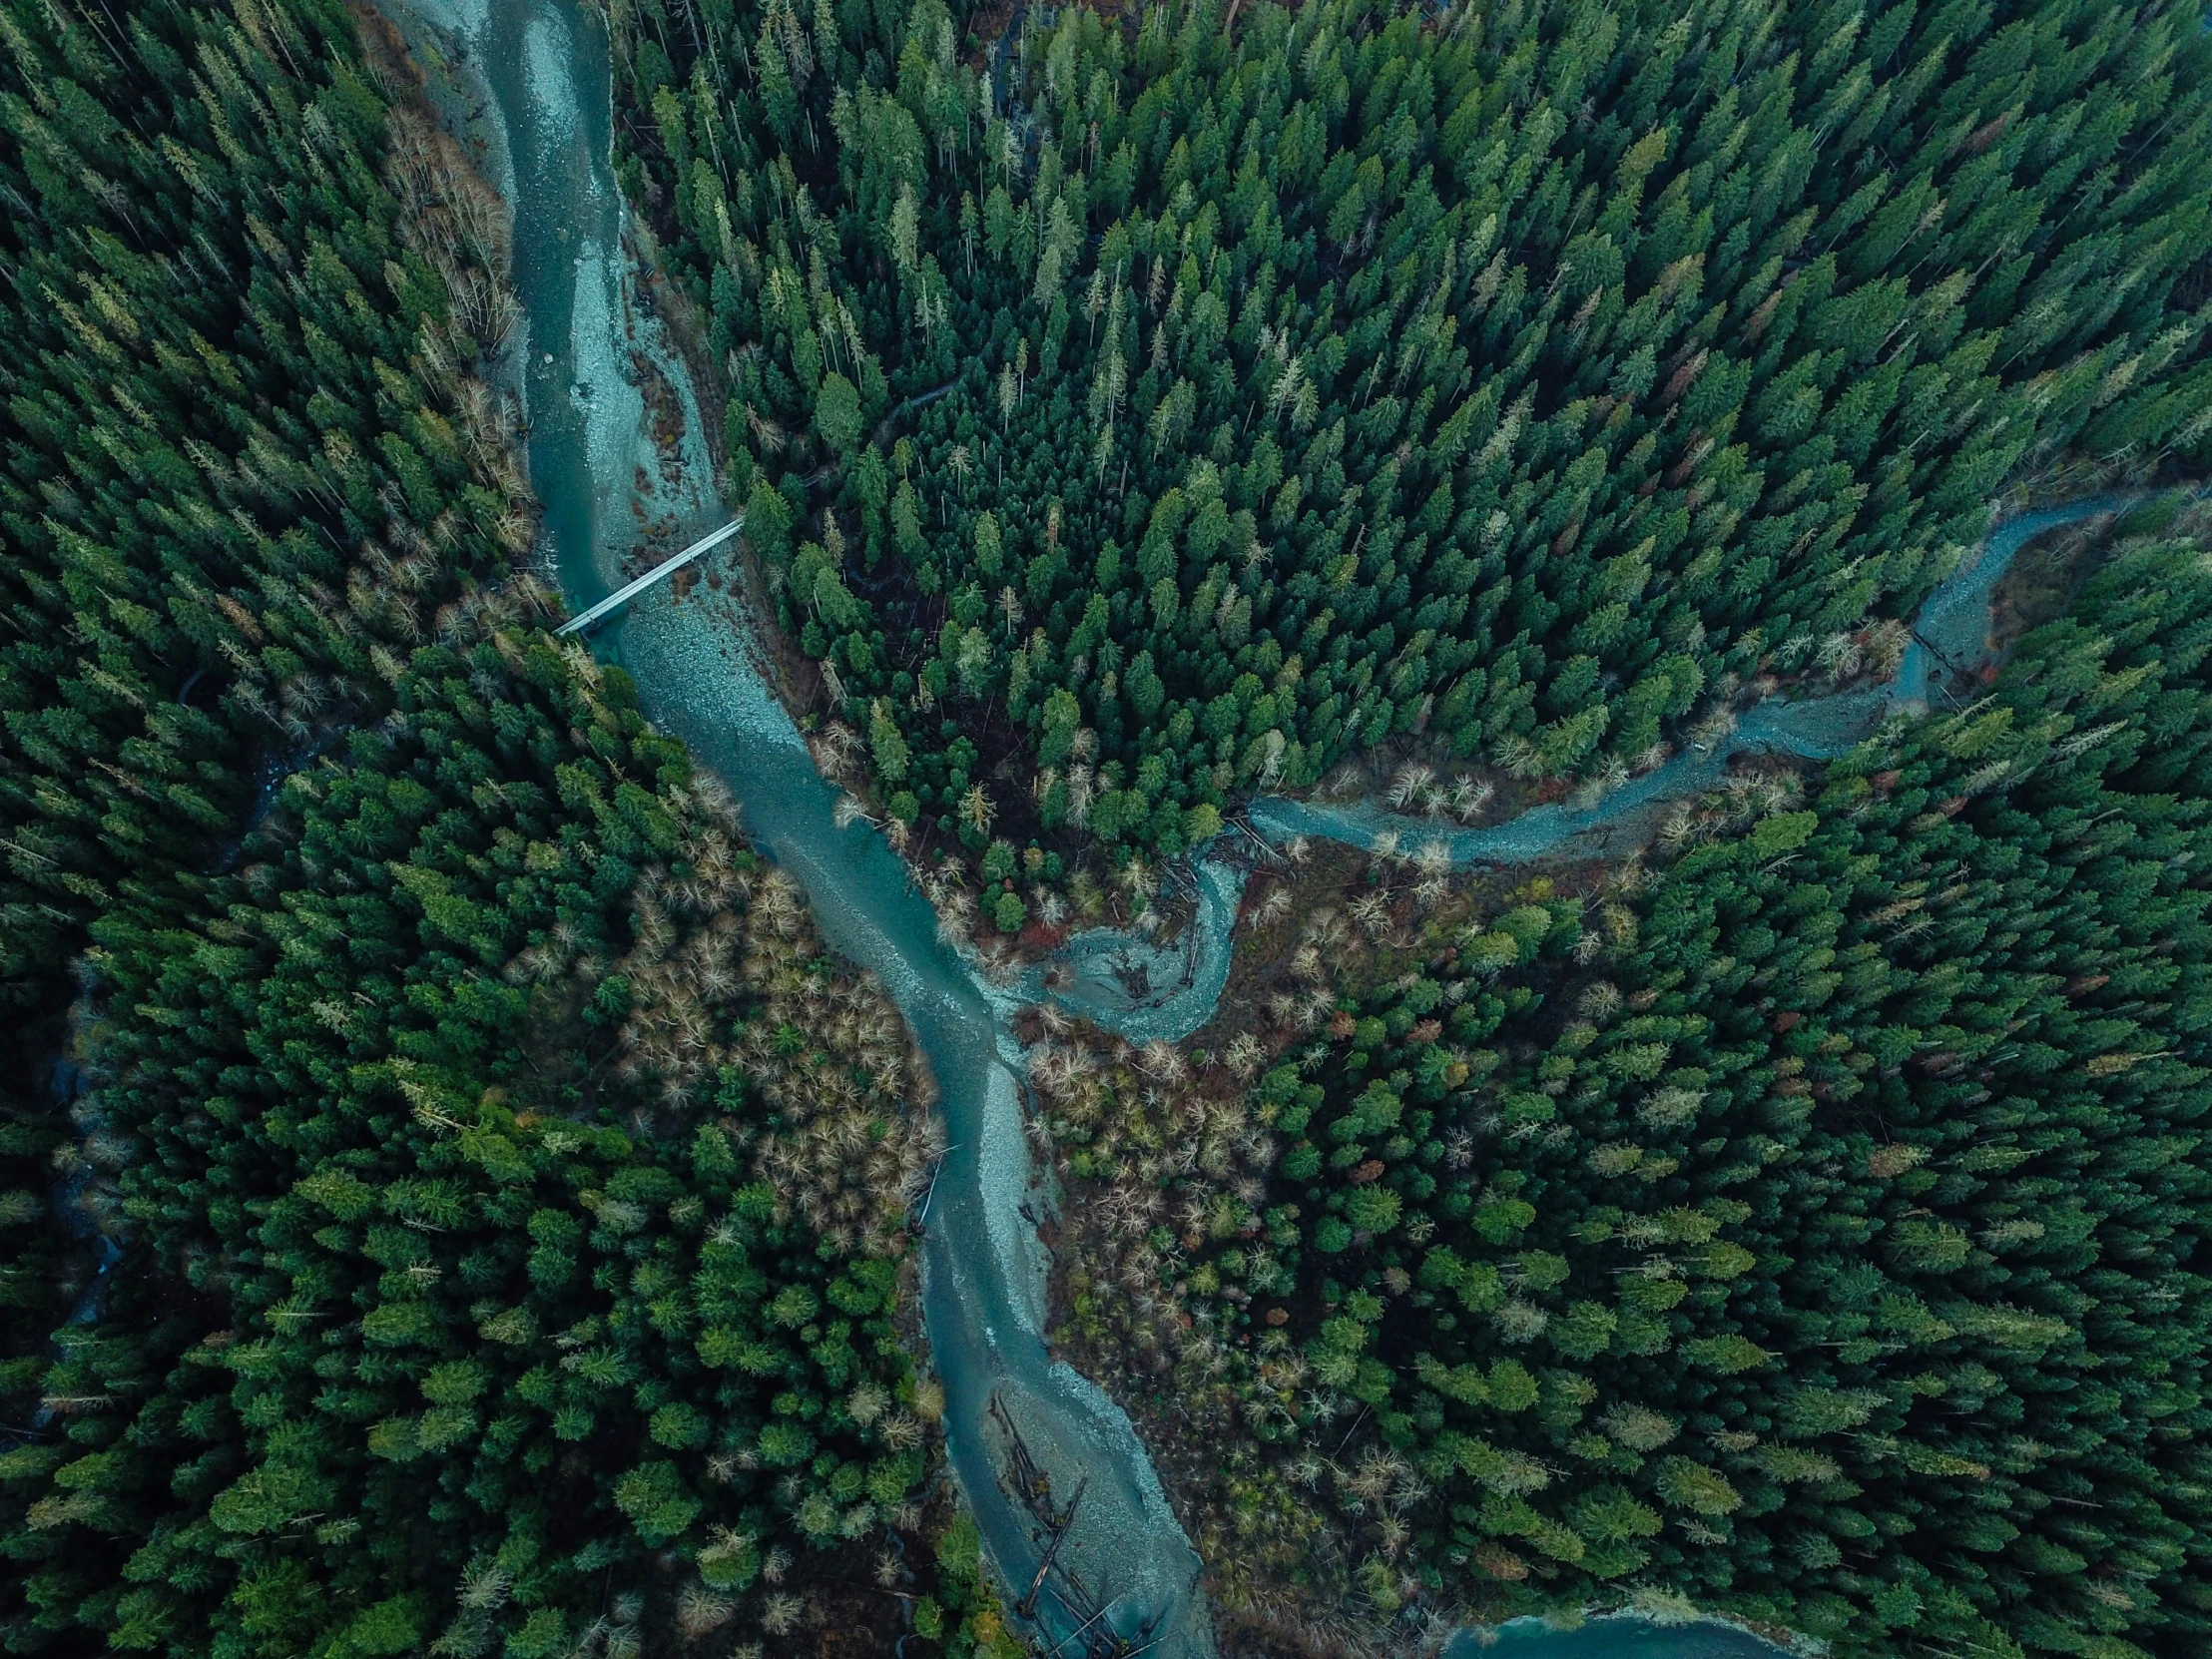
554, 517, 745, 635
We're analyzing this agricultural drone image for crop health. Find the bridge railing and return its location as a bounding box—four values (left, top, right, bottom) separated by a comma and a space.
554, 516, 745, 636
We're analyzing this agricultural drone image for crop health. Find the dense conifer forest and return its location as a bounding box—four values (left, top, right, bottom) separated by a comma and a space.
0, 5, 950, 1656
1038, 502, 2212, 1653
612, 0, 2212, 896
6, 0, 2212, 1656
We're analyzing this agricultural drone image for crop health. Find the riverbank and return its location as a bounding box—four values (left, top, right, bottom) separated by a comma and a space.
401, 7, 2210, 1658
399, 4, 1222, 1654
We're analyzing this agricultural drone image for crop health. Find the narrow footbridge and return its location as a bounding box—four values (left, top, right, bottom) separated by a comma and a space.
555, 516, 745, 635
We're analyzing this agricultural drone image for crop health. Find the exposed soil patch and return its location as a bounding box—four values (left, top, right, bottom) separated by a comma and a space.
965, 0, 1021, 71
1989, 512, 2120, 651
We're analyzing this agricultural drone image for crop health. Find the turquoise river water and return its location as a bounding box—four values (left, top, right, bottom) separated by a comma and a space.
382, 2, 2126, 1652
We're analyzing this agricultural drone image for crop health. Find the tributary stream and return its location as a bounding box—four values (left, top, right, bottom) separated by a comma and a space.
385, 3, 2128, 1652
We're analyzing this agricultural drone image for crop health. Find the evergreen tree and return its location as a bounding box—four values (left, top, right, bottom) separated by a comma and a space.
0, 7, 943, 1654
1040, 511, 2212, 1654
614, 0, 2212, 880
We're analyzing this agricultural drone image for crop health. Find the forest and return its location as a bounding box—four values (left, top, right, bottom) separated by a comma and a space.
0, 4, 972, 1656
5, 0, 2212, 1655
1036, 500, 2212, 1654
611, 0, 2212, 899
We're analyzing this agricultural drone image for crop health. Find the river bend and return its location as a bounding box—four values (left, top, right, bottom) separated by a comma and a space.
383, 4, 2128, 1652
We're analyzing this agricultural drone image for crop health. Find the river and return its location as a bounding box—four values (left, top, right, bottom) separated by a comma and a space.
1072, 495, 2128, 1046
381, 3, 2125, 1653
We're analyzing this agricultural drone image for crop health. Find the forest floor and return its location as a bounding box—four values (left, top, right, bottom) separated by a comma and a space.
364, 27, 953, 1658
1028, 832, 1642, 1656
1983, 496, 2212, 691
1990, 512, 2125, 651
1040, 1246, 1377, 1659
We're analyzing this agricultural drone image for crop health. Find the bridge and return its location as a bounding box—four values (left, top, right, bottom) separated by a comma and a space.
555, 516, 745, 635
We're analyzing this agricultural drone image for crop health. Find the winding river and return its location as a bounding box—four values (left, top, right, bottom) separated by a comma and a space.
384, 3, 2126, 1653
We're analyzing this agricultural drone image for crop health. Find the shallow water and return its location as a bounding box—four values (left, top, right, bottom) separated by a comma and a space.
1070, 499, 2126, 1045
1449, 1617, 1798, 1658
417, 2, 1210, 1651
404, 4, 2121, 1651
